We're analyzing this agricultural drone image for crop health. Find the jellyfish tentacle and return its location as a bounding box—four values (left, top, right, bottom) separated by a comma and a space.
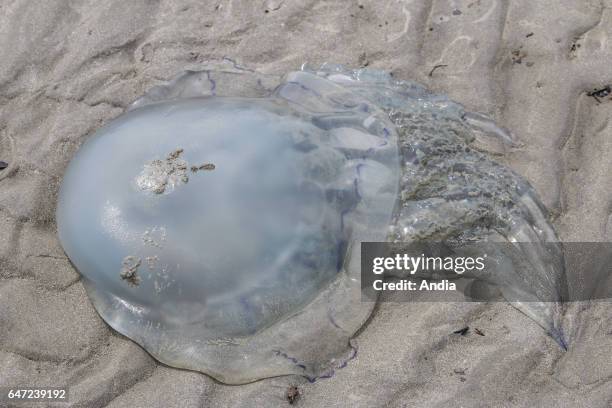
310, 63, 568, 349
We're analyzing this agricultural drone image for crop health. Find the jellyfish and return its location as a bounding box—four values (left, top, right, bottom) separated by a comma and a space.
57, 61, 567, 384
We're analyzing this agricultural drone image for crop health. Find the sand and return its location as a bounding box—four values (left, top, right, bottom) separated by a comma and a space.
1, 0, 612, 407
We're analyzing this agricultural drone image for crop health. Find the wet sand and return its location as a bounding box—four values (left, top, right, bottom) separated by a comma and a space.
1, 1, 612, 407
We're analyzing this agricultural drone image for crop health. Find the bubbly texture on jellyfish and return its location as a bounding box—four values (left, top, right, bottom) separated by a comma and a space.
57, 61, 567, 384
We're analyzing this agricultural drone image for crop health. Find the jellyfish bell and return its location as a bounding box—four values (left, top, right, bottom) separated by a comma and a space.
57, 66, 400, 383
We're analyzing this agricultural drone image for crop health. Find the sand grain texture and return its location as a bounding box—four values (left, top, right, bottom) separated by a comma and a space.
1, 0, 612, 407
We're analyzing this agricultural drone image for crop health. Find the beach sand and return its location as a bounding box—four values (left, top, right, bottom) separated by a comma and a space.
1, 0, 612, 406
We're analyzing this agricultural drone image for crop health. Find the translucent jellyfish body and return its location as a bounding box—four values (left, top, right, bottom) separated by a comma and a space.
57, 62, 567, 384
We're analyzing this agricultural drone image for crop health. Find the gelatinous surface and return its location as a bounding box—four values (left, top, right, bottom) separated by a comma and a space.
58, 61, 567, 384
58, 65, 399, 383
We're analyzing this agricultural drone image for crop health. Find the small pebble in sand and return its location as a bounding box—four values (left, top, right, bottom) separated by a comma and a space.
285, 385, 300, 405
453, 327, 470, 336
588, 85, 611, 103
511, 48, 527, 64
